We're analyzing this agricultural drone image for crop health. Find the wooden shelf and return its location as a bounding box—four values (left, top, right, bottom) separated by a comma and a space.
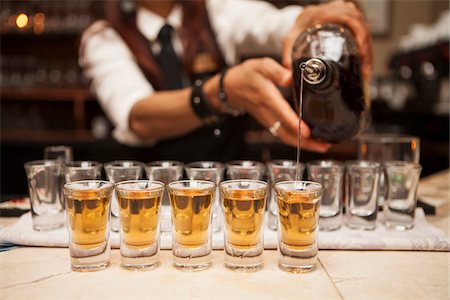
1, 129, 95, 142
1, 87, 93, 102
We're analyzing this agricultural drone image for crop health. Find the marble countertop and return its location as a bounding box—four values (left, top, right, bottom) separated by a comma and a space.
1, 171, 449, 300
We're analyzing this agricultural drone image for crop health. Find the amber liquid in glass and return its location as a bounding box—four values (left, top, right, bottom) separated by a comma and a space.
118, 191, 161, 250
66, 191, 110, 250
222, 190, 265, 249
170, 189, 213, 248
277, 191, 320, 250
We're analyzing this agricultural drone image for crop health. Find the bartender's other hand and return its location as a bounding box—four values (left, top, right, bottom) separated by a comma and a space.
224, 57, 330, 153
282, 0, 373, 80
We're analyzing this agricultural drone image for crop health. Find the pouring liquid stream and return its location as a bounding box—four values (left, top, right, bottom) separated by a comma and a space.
295, 64, 306, 182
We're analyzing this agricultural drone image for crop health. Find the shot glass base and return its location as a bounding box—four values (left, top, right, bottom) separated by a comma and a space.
121, 256, 160, 271
224, 252, 263, 272
346, 223, 376, 230
385, 221, 414, 231
71, 260, 110, 272
319, 215, 342, 231
32, 214, 65, 232
173, 253, 212, 271
278, 254, 317, 273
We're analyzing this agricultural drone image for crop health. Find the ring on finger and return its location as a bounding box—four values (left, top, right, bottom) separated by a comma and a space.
269, 121, 281, 137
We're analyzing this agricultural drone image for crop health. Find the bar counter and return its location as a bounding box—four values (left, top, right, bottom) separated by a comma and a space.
1, 171, 449, 299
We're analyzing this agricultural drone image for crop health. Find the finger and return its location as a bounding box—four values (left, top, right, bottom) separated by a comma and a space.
256, 58, 291, 86
300, 138, 331, 153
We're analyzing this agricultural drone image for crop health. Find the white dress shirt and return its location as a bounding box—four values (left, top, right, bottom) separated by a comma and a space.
80, 0, 303, 146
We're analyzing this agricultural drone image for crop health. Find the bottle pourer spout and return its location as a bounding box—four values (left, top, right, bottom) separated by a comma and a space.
300, 58, 327, 85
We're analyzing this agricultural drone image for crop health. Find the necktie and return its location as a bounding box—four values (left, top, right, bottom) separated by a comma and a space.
155, 24, 184, 90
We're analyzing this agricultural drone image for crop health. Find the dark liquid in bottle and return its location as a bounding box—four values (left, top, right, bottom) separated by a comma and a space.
292, 55, 366, 143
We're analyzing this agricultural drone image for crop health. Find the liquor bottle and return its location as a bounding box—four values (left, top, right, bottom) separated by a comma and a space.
292, 24, 370, 143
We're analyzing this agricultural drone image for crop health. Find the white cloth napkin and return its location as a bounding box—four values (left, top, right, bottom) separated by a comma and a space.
0, 208, 448, 251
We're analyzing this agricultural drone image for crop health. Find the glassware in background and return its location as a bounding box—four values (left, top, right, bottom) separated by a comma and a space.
104, 161, 144, 232
63, 180, 114, 272
167, 180, 215, 271
267, 160, 303, 231
274, 181, 323, 273
115, 180, 165, 270
44, 145, 73, 163
226, 160, 265, 180
220, 180, 268, 272
64, 161, 102, 182
145, 161, 184, 235
307, 160, 344, 231
345, 161, 381, 230
185, 161, 224, 232
357, 134, 420, 206
384, 161, 422, 231
24, 160, 65, 231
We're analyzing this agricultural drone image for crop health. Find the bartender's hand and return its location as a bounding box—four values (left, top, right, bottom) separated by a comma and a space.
223, 57, 330, 152
282, 0, 373, 80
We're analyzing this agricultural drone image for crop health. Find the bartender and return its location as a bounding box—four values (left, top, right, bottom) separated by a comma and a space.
80, 0, 372, 162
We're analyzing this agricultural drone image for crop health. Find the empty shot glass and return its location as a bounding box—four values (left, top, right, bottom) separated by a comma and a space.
145, 161, 184, 234
167, 180, 215, 271
345, 161, 381, 230
115, 180, 165, 270
185, 161, 224, 232
274, 181, 323, 273
384, 161, 422, 230
226, 160, 265, 180
104, 160, 144, 232
64, 180, 114, 272
24, 160, 65, 231
220, 180, 268, 272
64, 161, 103, 182
307, 160, 344, 231
267, 160, 304, 230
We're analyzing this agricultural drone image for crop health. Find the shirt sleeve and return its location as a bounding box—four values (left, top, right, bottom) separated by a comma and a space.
79, 21, 154, 146
206, 0, 303, 64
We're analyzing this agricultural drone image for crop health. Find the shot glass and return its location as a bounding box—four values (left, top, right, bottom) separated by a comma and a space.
307, 160, 344, 231
226, 160, 265, 180
220, 180, 268, 272
63, 180, 114, 272
185, 161, 224, 232
115, 180, 165, 270
104, 160, 144, 232
167, 180, 215, 271
64, 161, 103, 182
384, 161, 422, 230
24, 160, 65, 231
145, 161, 184, 234
274, 181, 323, 273
345, 161, 381, 230
267, 160, 304, 230
44, 145, 73, 163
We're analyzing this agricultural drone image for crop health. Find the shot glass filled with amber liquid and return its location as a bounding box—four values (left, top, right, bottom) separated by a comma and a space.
115, 180, 165, 270
64, 180, 114, 272
274, 181, 323, 273
167, 180, 215, 271
220, 180, 268, 272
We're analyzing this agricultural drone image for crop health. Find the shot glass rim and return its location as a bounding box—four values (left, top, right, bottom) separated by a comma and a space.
267, 159, 302, 169
226, 160, 265, 170
306, 159, 344, 170
63, 180, 114, 191
383, 160, 422, 171
64, 160, 103, 169
104, 160, 145, 169
358, 133, 420, 144
115, 180, 165, 193
185, 161, 224, 171
345, 160, 381, 170
167, 179, 216, 192
145, 160, 184, 170
220, 179, 268, 191
273, 180, 324, 194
